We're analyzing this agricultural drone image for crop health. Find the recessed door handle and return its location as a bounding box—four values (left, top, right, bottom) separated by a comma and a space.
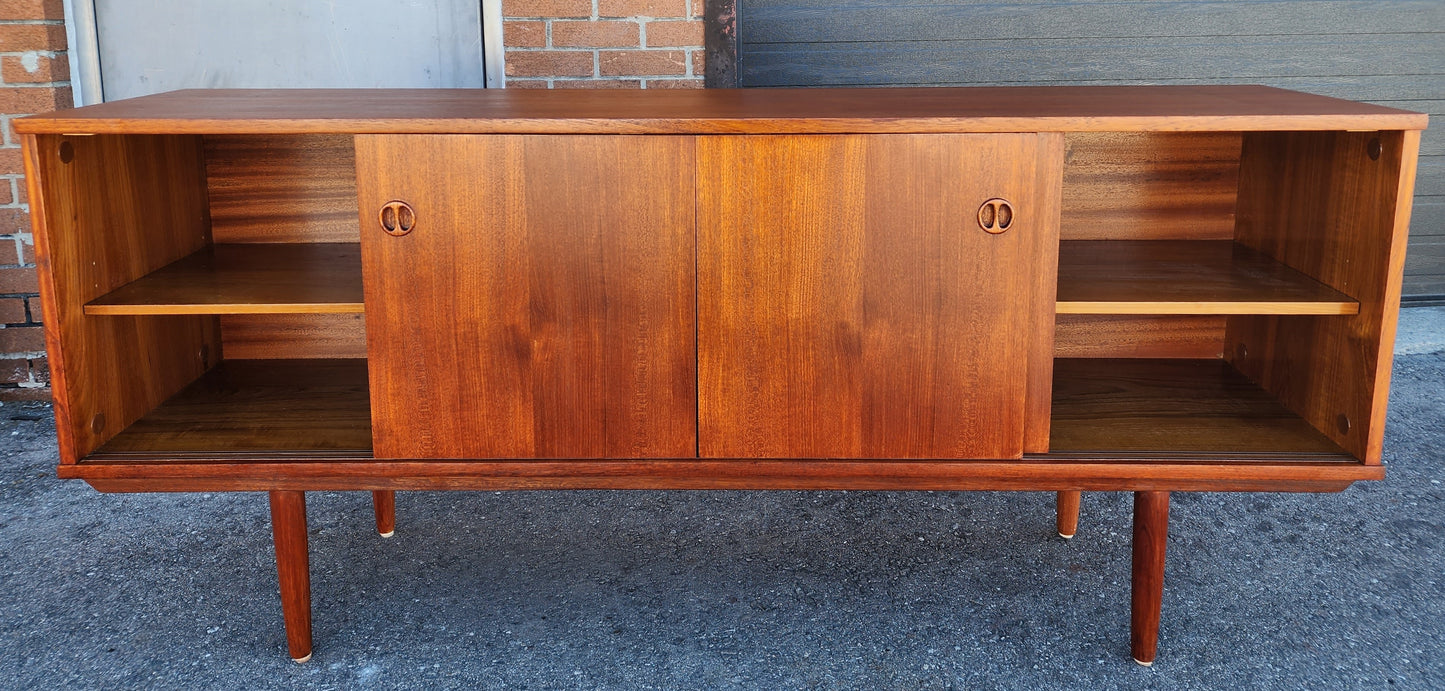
379, 200, 416, 236
978, 198, 1014, 234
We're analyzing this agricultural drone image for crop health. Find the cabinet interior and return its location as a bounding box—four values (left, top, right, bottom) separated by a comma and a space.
48, 130, 1386, 464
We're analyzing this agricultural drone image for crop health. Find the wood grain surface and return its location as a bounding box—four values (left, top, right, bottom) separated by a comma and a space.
1053, 315, 1226, 359
1024, 134, 1066, 453
268, 490, 313, 662
64, 457, 1378, 494
21, 133, 219, 463
12, 86, 1428, 135
95, 359, 371, 454
1061, 132, 1240, 241
1227, 130, 1420, 464
356, 135, 697, 459
1056, 490, 1081, 538
220, 314, 367, 360
85, 243, 364, 315
1130, 490, 1170, 665
204, 134, 359, 243
1056, 240, 1359, 315
698, 133, 1051, 459
1050, 358, 1349, 456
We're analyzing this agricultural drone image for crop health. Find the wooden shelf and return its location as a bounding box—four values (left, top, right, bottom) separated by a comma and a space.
85, 243, 364, 315
1049, 358, 1350, 457
94, 359, 372, 456
1055, 240, 1358, 315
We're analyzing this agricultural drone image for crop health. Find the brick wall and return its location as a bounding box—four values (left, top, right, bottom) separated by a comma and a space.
504, 0, 705, 88
0, 0, 69, 400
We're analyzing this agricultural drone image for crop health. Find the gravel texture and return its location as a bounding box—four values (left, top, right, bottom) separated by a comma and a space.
0, 308, 1441, 690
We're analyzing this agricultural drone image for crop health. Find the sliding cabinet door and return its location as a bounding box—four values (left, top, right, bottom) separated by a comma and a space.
698, 134, 1058, 459
356, 135, 697, 459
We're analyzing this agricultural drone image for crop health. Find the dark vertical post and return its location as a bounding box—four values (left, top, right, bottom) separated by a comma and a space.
269, 490, 313, 663
1130, 490, 1170, 666
704, 0, 739, 88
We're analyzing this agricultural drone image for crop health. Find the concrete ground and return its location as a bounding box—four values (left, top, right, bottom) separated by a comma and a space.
2, 307, 1442, 690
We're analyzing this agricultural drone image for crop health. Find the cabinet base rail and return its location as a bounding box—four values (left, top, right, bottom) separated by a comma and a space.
66, 458, 1378, 494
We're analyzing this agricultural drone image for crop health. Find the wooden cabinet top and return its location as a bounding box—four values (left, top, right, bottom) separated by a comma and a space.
15, 85, 1426, 135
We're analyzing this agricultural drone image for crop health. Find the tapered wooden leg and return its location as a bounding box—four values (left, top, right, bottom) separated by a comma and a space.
1056, 491, 1081, 539
269, 490, 313, 663
1130, 490, 1170, 666
372, 490, 396, 538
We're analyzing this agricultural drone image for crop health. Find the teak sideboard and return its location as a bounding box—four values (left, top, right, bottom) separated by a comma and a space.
16, 86, 1426, 665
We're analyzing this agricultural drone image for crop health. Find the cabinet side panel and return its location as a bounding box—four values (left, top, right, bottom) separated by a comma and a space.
1227, 130, 1419, 463
204, 134, 359, 243
357, 135, 697, 459
22, 134, 220, 462
1025, 133, 1064, 453
698, 134, 1040, 459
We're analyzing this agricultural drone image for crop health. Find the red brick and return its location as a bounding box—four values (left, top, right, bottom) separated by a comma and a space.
506, 51, 594, 78
600, 0, 686, 17
15, 176, 26, 204
692, 49, 705, 74
2, 53, 68, 84
0, 385, 50, 401
645, 20, 702, 47
554, 79, 642, 89
503, 20, 547, 48
0, 86, 72, 114
0, 179, 11, 205
599, 50, 686, 77
0, 0, 65, 21
691, 0, 704, 18
552, 20, 639, 48
0, 358, 27, 383
0, 24, 67, 52
0, 149, 23, 176
646, 78, 704, 89
0, 297, 23, 324
506, 79, 551, 89
19, 238, 33, 265
504, 0, 591, 18
0, 266, 38, 293
0, 207, 28, 234
0, 324, 44, 351
0, 238, 17, 265
25, 295, 39, 322
28, 356, 46, 384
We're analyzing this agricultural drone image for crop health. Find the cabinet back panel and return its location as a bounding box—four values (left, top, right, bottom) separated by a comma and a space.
204, 134, 359, 243
1054, 315, 1226, 359
1062, 132, 1240, 240
220, 314, 367, 360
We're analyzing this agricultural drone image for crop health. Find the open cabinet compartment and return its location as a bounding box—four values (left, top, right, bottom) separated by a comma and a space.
26, 132, 372, 461
1049, 130, 1416, 465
